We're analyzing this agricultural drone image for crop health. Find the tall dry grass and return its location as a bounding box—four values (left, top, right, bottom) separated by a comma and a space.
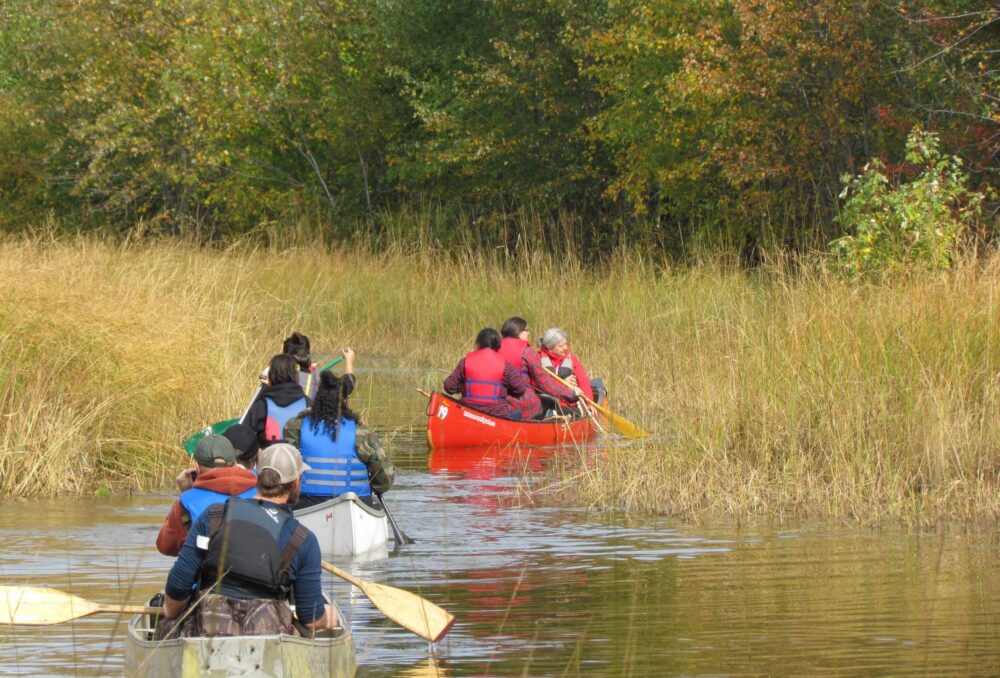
1, 231, 998, 522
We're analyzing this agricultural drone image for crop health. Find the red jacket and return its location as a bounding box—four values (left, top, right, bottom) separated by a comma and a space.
538, 347, 594, 404
155, 466, 258, 557
502, 337, 577, 401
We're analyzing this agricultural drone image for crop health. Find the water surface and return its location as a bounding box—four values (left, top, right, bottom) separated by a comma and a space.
0, 365, 997, 676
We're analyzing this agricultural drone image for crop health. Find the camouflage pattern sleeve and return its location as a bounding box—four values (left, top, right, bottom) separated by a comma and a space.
283, 411, 308, 448
355, 424, 396, 494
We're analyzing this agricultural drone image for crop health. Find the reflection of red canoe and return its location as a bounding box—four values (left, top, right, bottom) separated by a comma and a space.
425, 391, 601, 449
428, 445, 553, 479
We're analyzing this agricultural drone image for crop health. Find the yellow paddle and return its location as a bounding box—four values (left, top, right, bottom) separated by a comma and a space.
0, 585, 160, 625
322, 562, 454, 642
548, 372, 649, 439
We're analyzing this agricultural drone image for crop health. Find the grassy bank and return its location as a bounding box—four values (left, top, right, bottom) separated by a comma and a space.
2, 236, 998, 523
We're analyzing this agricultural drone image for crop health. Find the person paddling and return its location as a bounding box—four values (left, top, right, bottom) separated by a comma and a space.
156, 435, 257, 557
245, 354, 310, 448
285, 370, 396, 510
282, 332, 356, 401
444, 327, 528, 420
498, 316, 582, 420
158, 444, 337, 638
537, 327, 595, 413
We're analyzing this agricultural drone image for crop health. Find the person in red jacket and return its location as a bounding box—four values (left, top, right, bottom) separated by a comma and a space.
156, 435, 258, 557
498, 316, 581, 419
444, 327, 528, 420
537, 327, 594, 410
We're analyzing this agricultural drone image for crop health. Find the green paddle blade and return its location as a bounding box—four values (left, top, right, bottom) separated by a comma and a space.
182, 418, 240, 455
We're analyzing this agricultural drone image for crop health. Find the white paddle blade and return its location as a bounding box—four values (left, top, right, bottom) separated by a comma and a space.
0, 586, 99, 625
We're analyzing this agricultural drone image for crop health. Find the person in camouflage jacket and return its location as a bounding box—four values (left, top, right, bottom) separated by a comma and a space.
284, 370, 396, 509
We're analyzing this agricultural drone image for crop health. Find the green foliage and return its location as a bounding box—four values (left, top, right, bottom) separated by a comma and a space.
0, 0, 995, 254
831, 128, 987, 272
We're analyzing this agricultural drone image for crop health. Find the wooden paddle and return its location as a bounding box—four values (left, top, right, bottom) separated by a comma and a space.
0, 586, 160, 625
548, 372, 649, 439
183, 355, 345, 454
321, 562, 454, 642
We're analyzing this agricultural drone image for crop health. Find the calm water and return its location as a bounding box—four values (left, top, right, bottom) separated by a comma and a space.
0, 365, 998, 676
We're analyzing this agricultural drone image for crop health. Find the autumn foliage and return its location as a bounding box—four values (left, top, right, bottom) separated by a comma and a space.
0, 0, 996, 257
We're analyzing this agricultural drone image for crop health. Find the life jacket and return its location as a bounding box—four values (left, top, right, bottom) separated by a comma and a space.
498, 337, 529, 380
463, 348, 507, 406
540, 353, 575, 379
200, 498, 309, 601
179, 486, 257, 525
263, 396, 307, 443
299, 418, 370, 497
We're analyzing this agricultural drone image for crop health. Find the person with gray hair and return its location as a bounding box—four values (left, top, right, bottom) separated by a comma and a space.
499, 317, 582, 419
537, 327, 595, 409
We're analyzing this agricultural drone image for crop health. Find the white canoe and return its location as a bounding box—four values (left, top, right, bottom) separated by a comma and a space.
294, 493, 390, 556
125, 595, 356, 678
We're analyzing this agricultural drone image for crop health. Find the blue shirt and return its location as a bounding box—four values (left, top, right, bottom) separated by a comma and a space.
164, 499, 327, 624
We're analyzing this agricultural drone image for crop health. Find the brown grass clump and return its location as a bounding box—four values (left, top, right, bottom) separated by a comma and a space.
1, 232, 998, 523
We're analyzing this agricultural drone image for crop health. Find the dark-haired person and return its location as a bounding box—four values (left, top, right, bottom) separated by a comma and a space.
443, 327, 529, 420
245, 354, 309, 448
282, 332, 355, 401
156, 435, 258, 557
285, 370, 396, 510
158, 444, 337, 638
223, 423, 260, 470
498, 316, 582, 419
537, 327, 594, 410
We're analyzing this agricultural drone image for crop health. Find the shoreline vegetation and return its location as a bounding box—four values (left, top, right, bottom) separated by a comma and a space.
2, 234, 998, 525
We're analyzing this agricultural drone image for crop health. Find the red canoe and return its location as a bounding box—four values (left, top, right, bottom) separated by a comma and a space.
425, 391, 602, 449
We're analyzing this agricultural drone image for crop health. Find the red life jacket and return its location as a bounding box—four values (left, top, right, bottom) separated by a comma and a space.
463, 348, 507, 406
498, 337, 529, 380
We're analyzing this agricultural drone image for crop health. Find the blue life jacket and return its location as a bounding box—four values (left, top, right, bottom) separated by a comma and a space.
299, 418, 370, 497
263, 397, 307, 443
180, 486, 257, 524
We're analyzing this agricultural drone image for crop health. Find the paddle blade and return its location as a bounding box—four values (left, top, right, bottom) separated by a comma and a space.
322, 563, 454, 642
0, 586, 101, 625
589, 400, 649, 439
182, 418, 240, 455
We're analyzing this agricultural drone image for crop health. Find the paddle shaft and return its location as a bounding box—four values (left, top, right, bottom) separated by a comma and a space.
378, 493, 415, 545
321, 562, 454, 642
546, 371, 649, 438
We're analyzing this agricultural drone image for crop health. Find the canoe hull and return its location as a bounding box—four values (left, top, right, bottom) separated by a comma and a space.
125, 598, 356, 678
426, 391, 601, 449
294, 493, 390, 556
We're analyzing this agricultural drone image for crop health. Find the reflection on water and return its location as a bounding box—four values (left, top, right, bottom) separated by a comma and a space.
1, 365, 998, 676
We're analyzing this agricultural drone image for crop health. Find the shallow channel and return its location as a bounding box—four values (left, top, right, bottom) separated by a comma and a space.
0, 365, 997, 676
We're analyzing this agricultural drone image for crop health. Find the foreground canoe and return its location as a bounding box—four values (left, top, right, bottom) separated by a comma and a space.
425, 391, 602, 449
125, 595, 356, 678
295, 492, 390, 556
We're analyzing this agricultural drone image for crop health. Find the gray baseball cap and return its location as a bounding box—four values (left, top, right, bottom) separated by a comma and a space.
257, 443, 311, 483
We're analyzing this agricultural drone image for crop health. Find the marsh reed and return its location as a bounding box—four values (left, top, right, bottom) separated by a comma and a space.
1, 228, 997, 522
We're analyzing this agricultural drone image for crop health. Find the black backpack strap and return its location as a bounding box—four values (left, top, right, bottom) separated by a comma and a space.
278, 525, 310, 574
275, 524, 310, 594
208, 503, 226, 538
